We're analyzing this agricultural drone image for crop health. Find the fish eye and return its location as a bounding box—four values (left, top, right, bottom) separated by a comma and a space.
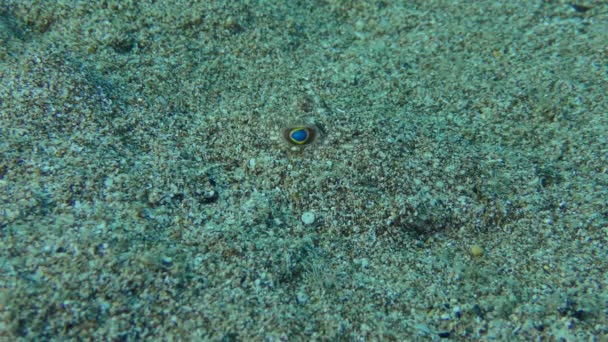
281, 120, 323, 149
287, 127, 312, 145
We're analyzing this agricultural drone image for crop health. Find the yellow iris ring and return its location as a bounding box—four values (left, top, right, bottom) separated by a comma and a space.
280, 120, 322, 148
288, 127, 311, 145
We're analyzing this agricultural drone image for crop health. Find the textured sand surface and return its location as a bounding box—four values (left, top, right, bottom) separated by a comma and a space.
1, 1, 607, 340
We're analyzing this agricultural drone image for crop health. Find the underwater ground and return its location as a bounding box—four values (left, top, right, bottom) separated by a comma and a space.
1, 1, 607, 340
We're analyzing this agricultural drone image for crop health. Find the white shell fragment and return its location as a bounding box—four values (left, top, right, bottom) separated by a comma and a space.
301, 211, 316, 225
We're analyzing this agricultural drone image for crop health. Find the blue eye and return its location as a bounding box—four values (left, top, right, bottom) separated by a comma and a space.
289, 128, 310, 144
281, 120, 324, 148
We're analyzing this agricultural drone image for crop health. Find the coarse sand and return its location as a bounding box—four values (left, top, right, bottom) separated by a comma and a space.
1, 1, 607, 340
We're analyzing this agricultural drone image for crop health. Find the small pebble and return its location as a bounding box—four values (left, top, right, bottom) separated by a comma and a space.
301, 211, 315, 225
470, 245, 484, 257
161, 256, 173, 267
438, 331, 451, 338
296, 291, 309, 304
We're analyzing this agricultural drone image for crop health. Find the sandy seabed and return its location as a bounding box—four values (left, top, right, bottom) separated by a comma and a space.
1, 1, 607, 340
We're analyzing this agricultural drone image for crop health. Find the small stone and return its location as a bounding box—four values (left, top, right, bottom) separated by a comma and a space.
438, 331, 451, 338
296, 291, 309, 304
161, 256, 173, 267
301, 211, 315, 225
470, 245, 484, 257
